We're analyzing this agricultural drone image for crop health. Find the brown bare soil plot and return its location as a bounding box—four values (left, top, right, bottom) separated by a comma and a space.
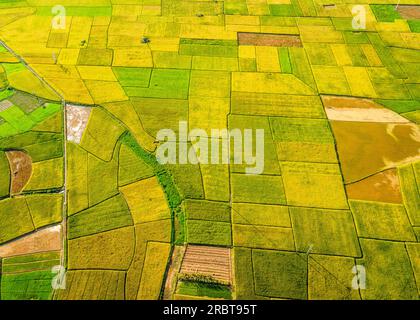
397, 5, 420, 19
0, 225, 62, 258
346, 168, 402, 204
6, 150, 32, 194
238, 33, 302, 47
180, 245, 231, 283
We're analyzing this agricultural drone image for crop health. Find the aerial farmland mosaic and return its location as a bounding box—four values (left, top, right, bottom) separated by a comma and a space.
0, 0, 419, 302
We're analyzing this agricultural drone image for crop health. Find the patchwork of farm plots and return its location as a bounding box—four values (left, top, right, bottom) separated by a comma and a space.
0, 0, 419, 300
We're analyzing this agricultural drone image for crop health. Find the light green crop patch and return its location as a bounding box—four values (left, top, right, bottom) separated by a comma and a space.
0, 105, 35, 132
23, 157, 64, 191
25, 194, 63, 229
312, 66, 351, 95
349, 200, 416, 241
68, 194, 133, 239
80, 107, 125, 162
229, 114, 280, 175
1, 270, 55, 300
35, 6, 112, 16
290, 206, 361, 257
189, 70, 230, 98
233, 247, 260, 300
66, 142, 88, 216
370, 5, 401, 22
231, 92, 324, 118
118, 143, 154, 186
2, 251, 60, 274
231, 173, 286, 205
270, 117, 337, 163
224, 1, 248, 15
232, 203, 290, 227
184, 199, 231, 222
87, 153, 118, 207
180, 39, 238, 58
113, 68, 151, 87
233, 224, 294, 250
0, 151, 10, 198
357, 239, 418, 300
253, 249, 307, 300
281, 162, 348, 209
124, 69, 190, 99
398, 163, 420, 226
152, 52, 192, 69
305, 44, 337, 66
132, 98, 188, 138
0, 197, 34, 244
308, 254, 360, 300
186, 220, 232, 246
270, 117, 334, 143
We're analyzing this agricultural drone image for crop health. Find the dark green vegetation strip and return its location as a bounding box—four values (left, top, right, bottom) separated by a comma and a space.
120, 132, 185, 244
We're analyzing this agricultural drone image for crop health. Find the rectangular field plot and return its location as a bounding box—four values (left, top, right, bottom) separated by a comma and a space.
55, 270, 126, 300
232, 203, 290, 227
231, 92, 325, 118
280, 162, 348, 209
233, 224, 294, 250
290, 207, 361, 257
183, 200, 231, 222
270, 117, 337, 163
231, 173, 286, 205
137, 242, 171, 300
357, 239, 418, 300
180, 245, 231, 283
186, 220, 231, 246
349, 200, 416, 241
253, 250, 307, 300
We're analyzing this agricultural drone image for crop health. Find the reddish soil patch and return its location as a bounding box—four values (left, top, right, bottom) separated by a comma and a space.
346, 168, 402, 204
6, 150, 32, 194
238, 32, 302, 47
397, 5, 420, 19
0, 225, 62, 258
180, 245, 231, 283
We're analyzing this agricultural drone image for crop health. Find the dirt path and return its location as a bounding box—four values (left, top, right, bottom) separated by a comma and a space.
163, 245, 186, 300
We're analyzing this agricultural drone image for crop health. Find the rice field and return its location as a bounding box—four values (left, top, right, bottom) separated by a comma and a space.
0, 0, 419, 301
